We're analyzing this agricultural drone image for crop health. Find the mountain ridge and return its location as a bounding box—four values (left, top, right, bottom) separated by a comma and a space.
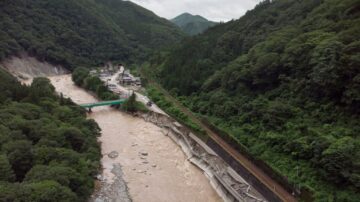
149, 0, 360, 201
171, 13, 217, 35
0, 0, 184, 69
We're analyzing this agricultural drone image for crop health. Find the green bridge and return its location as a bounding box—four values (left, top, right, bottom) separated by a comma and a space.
80, 99, 126, 111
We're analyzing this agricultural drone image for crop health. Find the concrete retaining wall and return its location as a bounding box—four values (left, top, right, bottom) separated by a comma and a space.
140, 111, 268, 202
207, 138, 283, 202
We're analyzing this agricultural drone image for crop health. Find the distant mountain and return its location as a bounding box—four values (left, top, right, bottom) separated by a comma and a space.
171, 13, 217, 36
0, 0, 184, 69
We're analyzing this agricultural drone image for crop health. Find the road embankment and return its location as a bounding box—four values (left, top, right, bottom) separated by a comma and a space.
139, 111, 267, 202
142, 79, 298, 202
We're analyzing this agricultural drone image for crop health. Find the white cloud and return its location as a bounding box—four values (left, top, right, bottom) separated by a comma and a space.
128, 0, 262, 22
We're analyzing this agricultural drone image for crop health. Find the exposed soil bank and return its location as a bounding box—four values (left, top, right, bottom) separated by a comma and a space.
48, 75, 221, 202
1, 54, 68, 81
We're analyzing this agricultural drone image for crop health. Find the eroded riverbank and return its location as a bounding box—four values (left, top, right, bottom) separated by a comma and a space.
48, 75, 221, 202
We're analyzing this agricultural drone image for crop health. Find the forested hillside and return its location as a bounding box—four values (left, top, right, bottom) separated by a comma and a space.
0, 68, 101, 201
0, 0, 184, 69
148, 0, 360, 200
171, 13, 217, 35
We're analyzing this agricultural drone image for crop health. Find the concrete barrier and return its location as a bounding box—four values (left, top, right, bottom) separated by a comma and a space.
207, 138, 283, 202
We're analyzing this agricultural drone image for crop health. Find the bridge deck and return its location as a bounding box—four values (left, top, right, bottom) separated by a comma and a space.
80, 99, 126, 108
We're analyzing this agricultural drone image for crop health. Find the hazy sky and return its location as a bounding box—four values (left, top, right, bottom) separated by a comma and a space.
128, 0, 262, 22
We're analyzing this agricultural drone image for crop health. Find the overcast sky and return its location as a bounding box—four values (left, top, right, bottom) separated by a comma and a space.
128, 0, 262, 22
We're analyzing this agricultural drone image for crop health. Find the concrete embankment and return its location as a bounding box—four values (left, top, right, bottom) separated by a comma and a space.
139, 111, 267, 202
143, 79, 298, 202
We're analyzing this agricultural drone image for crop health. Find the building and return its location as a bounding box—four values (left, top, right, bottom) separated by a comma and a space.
89, 70, 98, 76
134, 77, 141, 86
118, 71, 142, 87
120, 76, 133, 85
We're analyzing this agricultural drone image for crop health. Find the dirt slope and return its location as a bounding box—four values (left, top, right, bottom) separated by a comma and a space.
1, 54, 68, 81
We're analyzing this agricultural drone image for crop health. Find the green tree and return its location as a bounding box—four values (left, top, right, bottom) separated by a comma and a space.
23, 181, 77, 202
0, 155, 15, 182
24, 165, 91, 198
72, 67, 89, 86
29, 78, 56, 103
122, 93, 137, 112
58, 127, 85, 152
309, 39, 346, 99
3, 140, 33, 181
319, 137, 360, 186
83, 76, 102, 92
0, 183, 17, 201
0, 70, 101, 200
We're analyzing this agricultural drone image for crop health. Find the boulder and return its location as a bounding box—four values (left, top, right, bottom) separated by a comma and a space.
108, 151, 119, 159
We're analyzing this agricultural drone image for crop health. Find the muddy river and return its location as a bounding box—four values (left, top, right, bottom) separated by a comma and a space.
48, 75, 221, 202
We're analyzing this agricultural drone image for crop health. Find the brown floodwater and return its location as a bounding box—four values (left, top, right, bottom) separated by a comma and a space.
48, 75, 222, 202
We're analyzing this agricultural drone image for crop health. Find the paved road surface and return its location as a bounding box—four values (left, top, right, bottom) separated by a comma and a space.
104, 69, 167, 115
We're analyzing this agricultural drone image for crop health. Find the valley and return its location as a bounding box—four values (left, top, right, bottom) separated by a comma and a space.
47, 74, 222, 202
0, 0, 359, 201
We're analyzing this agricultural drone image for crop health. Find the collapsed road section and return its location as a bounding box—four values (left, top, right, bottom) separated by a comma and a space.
141, 111, 267, 202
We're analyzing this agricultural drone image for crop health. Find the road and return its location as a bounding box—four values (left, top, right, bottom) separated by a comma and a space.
146, 81, 298, 202
104, 68, 297, 202
103, 69, 167, 115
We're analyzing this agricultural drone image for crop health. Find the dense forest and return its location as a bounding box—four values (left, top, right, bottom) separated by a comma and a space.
0, 68, 101, 201
0, 0, 184, 69
148, 0, 360, 201
1, 0, 359, 201
171, 13, 218, 36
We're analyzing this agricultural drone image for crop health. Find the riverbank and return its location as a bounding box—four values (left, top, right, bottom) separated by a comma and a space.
48, 75, 221, 202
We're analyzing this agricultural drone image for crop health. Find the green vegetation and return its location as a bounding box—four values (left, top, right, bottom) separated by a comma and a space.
72, 67, 118, 101
148, 0, 360, 200
0, 68, 101, 201
72, 67, 148, 112
0, 0, 184, 69
171, 13, 217, 36
122, 93, 148, 113
146, 85, 205, 135
1, 0, 359, 200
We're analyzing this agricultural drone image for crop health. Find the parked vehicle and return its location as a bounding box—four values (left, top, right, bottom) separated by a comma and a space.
146, 101, 153, 107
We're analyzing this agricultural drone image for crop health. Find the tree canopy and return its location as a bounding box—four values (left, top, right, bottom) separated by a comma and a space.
0, 68, 101, 201
0, 0, 184, 69
148, 0, 360, 200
